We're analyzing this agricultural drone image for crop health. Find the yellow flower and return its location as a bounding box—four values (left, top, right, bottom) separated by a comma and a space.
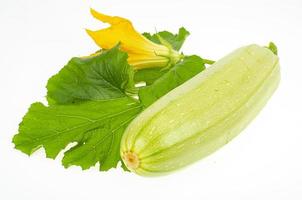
86, 9, 182, 70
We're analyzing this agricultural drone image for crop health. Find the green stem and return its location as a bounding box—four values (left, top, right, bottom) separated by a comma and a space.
266, 42, 278, 55
203, 58, 215, 65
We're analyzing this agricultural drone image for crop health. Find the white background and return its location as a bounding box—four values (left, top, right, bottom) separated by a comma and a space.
1, 0, 301, 199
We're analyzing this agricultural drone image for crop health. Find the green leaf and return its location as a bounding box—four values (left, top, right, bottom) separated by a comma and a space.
13, 45, 143, 171
13, 97, 142, 170
134, 67, 168, 85
139, 55, 205, 107
47, 45, 135, 104
143, 27, 190, 51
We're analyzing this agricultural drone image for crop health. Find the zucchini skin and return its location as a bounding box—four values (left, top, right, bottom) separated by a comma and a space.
121, 44, 280, 176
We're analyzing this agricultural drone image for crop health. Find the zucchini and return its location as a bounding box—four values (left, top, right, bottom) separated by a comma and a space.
121, 44, 280, 176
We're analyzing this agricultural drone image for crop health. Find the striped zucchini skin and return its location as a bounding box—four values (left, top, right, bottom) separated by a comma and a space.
121, 44, 280, 176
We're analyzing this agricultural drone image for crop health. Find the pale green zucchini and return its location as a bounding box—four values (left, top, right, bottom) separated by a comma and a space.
121, 44, 280, 176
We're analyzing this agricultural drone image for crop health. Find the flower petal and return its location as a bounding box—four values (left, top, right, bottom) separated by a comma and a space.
86, 9, 181, 69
